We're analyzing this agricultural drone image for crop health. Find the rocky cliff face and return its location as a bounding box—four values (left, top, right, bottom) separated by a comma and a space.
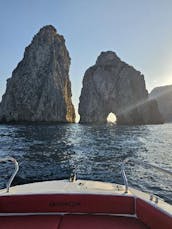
150, 85, 172, 122
79, 51, 163, 124
0, 25, 75, 123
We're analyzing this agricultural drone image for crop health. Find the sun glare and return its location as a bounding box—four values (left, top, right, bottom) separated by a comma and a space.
107, 112, 117, 123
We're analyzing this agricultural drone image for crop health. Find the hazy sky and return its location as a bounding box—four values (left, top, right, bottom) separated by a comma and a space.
1, 0, 172, 117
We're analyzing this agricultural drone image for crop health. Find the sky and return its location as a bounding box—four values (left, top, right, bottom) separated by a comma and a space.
1, 0, 172, 120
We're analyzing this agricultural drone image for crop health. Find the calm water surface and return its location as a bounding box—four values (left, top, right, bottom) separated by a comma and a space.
0, 123, 172, 203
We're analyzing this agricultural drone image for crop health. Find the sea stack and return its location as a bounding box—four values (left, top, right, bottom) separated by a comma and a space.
0, 25, 75, 123
150, 85, 172, 122
79, 51, 163, 124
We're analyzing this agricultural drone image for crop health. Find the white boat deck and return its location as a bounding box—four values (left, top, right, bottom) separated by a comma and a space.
0, 180, 125, 195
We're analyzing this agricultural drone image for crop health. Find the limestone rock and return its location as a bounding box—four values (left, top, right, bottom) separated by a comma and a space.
0, 25, 75, 123
150, 85, 172, 122
79, 51, 163, 124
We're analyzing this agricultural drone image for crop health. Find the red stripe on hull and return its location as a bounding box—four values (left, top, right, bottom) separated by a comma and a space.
0, 194, 135, 214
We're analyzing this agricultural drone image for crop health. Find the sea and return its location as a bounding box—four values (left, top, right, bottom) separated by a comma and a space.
0, 123, 172, 204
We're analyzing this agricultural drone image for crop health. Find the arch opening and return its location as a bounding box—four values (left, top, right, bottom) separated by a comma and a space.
107, 112, 117, 123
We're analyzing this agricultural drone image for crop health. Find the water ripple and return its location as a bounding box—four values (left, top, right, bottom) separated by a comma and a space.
0, 123, 171, 203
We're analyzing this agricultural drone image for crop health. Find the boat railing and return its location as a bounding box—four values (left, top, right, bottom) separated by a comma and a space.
121, 158, 172, 194
0, 157, 19, 193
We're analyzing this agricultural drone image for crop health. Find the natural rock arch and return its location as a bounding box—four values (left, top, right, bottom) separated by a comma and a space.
79, 51, 163, 125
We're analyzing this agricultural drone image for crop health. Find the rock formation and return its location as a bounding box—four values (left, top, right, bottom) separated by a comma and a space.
0, 25, 75, 123
79, 51, 163, 124
150, 85, 172, 122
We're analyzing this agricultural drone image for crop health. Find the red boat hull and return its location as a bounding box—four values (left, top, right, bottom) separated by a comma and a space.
0, 193, 171, 229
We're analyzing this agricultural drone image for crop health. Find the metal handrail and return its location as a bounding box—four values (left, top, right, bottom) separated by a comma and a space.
0, 157, 19, 193
121, 158, 172, 194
